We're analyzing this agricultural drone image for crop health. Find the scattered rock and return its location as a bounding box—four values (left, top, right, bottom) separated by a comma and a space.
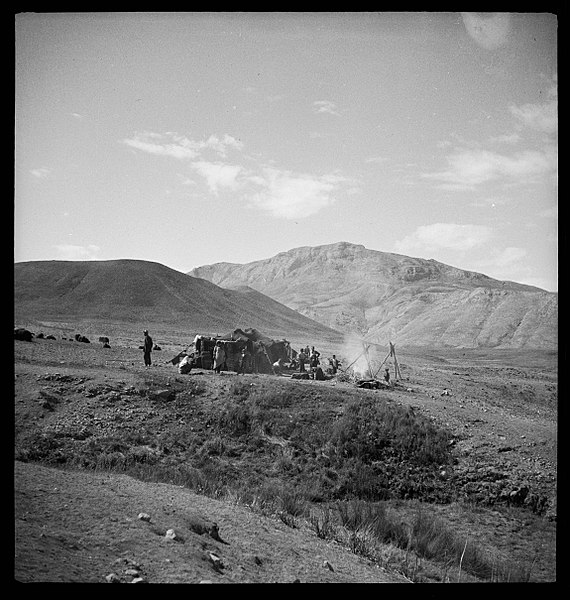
208, 552, 224, 572
506, 486, 529, 506
185, 514, 227, 543
497, 446, 514, 453
323, 560, 334, 571
105, 573, 121, 583
14, 328, 33, 342
165, 528, 178, 540
138, 512, 151, 522
151, 389, 175, 401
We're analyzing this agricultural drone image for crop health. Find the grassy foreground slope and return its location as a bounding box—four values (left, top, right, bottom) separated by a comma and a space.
14, 337, 557, 583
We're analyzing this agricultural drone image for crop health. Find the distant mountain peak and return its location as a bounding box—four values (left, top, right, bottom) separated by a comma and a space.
188, 243, 557, 349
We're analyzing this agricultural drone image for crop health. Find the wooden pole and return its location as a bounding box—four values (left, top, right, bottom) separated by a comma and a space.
389, 342, 402, 380
363, 344, 374, 378
344, 347, 366, 371
373, 350, 392, 378
260, 343, 276, 375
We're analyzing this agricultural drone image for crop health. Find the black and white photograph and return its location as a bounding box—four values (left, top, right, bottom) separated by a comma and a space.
14, 12, 557, 583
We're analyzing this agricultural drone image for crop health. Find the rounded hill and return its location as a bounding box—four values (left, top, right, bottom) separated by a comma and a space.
14, 259, 344, 344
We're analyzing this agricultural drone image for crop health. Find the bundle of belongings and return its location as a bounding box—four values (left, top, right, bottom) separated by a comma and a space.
170, 328, 296, 375
356, 378, 391, 389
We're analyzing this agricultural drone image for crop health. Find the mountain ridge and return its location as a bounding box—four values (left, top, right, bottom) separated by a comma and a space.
188, 242, 557, 349
13, 259, 344, 345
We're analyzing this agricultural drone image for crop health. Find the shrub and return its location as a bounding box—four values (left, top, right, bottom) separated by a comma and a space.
214, 401, 255, 436
279, 490, 309, 518
309, 506, 336, 539
337, 499, 408, 547
329, 397, 451, 467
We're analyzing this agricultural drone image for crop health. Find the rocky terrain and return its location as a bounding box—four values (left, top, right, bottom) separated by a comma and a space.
13, 254, 558, 583
189, 242, 557, 348
14, 334, 557, 583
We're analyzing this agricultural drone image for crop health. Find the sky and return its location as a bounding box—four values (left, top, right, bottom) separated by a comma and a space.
15, 12, 558, 292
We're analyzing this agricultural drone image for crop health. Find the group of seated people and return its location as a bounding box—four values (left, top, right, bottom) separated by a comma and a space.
274, 346, 341, 380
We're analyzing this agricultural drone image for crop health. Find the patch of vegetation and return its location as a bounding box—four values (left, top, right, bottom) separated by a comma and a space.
13, 374, 538, 582
306, 500, 534, 583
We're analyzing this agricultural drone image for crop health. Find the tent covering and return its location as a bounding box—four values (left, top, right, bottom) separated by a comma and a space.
170, 328, 295, 374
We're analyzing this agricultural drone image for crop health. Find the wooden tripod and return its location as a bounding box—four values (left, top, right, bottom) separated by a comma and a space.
374, 341, 402, 380
344, 341, 402, 381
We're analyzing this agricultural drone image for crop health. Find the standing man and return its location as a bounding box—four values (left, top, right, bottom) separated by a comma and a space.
143, 329, 153, 367
238, 346, 250, 375
298, 348, 307, 372
213, 341, 226, 374
330, 354, 339, 375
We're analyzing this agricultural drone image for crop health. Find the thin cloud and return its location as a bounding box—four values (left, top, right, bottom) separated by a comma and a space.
539, 205, 558, 219
54, 244, 100, 260
313, 100, 340, 116
30, 167, 51, 178
488, 132, 521, 145
394, 223, 492, 254
203, 134, 244, 157
461, 13, 511, 50
509, 100, 558, 134
122, 129, 355, 220
190, 161, 243, 194
422, 147, 557, 189
365, 155, 389, 165
247, 168, 345, 220
471, 247, 536, 286
485, 246, 527, 268
123, 132, 200, 160
122, 131, 243, 160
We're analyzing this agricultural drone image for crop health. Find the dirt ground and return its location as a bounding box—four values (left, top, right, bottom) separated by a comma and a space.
13, 336, 558, 583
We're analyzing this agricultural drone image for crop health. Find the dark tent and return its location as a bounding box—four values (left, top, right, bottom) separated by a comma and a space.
170, 328, 295, 374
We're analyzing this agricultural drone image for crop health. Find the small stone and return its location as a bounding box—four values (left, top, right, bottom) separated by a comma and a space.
165, 528, 177, 540
138, 512, 151, 522
323, 560, 334, 571
105, 573, 121, 583
131, 577, 146, 584
208, 552, 224, 571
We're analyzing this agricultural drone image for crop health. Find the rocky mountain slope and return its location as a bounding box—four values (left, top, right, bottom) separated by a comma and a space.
14, 259, 343, 345
189, 242, 558, 349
